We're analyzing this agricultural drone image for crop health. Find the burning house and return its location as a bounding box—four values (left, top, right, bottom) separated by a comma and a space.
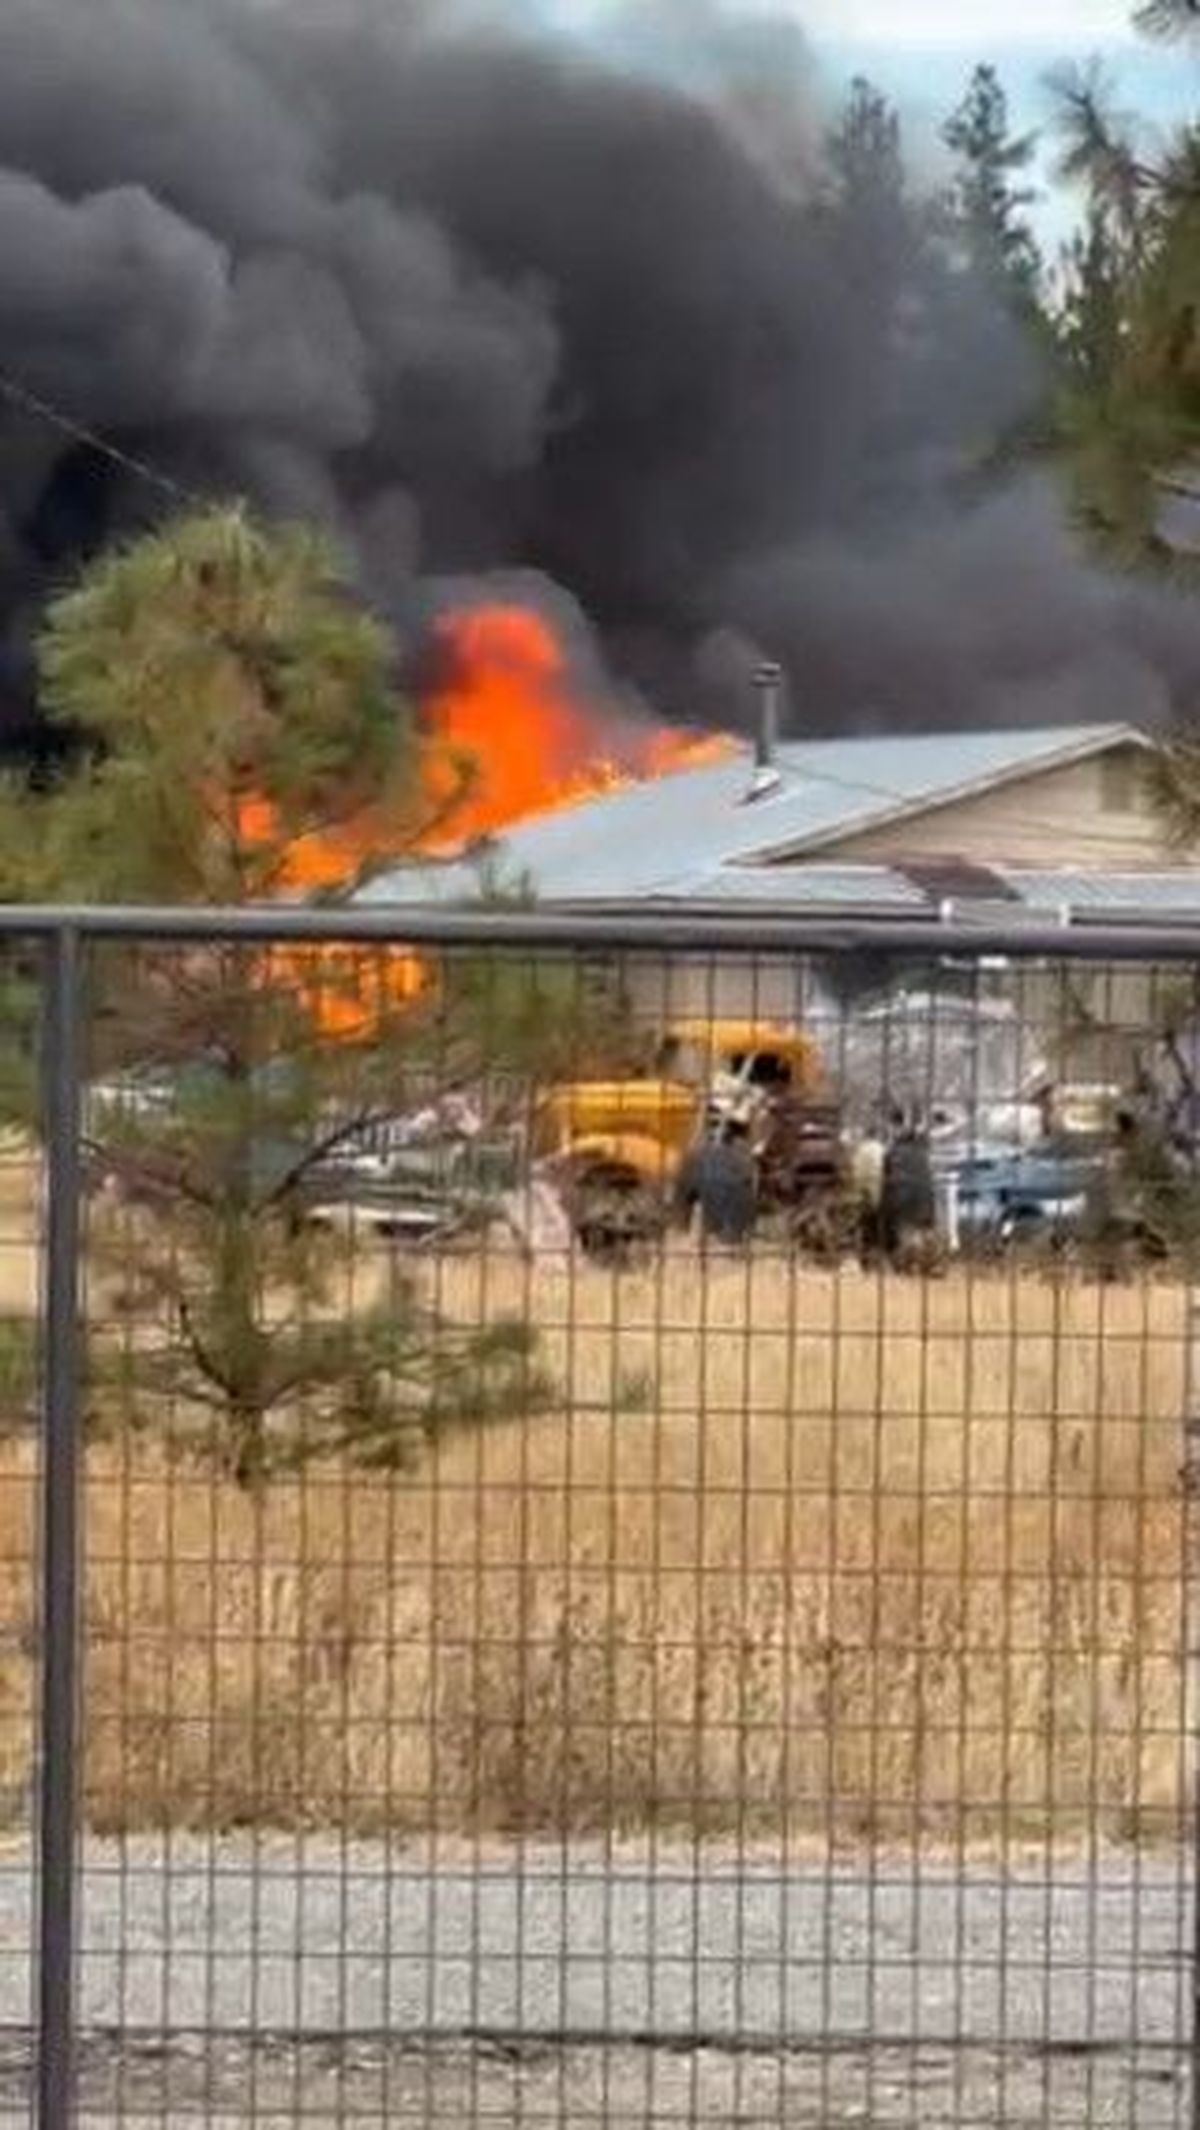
358, 708, 1196, 1016
6, 0, 1200, 782
4, 0, 1200, 1086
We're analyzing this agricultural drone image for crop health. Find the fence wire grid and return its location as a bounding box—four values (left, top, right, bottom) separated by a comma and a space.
2, 907, 1200, 2127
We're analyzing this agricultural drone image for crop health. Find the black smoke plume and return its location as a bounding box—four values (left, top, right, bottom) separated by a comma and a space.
0, 0, 1193, 753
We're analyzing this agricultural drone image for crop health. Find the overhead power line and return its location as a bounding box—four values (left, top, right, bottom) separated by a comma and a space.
0, 364, 207, 509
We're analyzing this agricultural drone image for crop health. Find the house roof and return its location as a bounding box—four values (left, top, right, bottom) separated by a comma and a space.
356, 856, 1200, 928
358, 721, 1148, 907
1002, 869, 1200, 919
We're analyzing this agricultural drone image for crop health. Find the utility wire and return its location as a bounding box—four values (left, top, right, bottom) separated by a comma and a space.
0, 363, 208, 509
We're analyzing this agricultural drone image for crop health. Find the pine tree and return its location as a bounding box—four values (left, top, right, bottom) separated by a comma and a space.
943, 65, 1043, 316
815, 79, 938, 496
1046, 52, 1200, 563
1135, 0, 1200, 37
1057, 207, 1130, 394
8, 506, 562, 1487
822, 78, 914, 311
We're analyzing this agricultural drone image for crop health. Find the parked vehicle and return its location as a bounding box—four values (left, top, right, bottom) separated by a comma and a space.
532, 1019, 840, 1262
299, 1117, 523, 1248
946, 1143, 1105, 1253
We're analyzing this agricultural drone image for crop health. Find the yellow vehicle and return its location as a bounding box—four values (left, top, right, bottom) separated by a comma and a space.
657, 1019, 824, 1113
533, 1019, 826, 1259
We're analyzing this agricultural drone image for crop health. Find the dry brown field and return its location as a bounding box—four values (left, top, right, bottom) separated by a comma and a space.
0, 1216, 1191, 1846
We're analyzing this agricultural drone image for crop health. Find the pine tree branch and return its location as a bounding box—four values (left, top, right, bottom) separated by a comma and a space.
176, 1295, 237, 1399
253, 1105, 404, 1212
84, 1134, 217, 1211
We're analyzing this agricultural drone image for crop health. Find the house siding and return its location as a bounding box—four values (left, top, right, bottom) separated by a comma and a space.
622, 950, 802, 1030
819, 748, 1166, 871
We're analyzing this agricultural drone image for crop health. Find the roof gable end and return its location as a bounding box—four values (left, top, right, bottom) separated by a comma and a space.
738, 724, 1150, 867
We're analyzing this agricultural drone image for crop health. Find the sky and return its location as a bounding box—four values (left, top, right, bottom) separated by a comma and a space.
804, 1, 1195, 242
551, 1, 1196, 235
812, 1, 1189, 125
802, 0, 1135, 44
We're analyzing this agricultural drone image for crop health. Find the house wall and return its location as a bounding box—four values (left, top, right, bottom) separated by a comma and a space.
823, 747, 1166, 871
620, 950, 802, 1031
559, 744, 1176, 1062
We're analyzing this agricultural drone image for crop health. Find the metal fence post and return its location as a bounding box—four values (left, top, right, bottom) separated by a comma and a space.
1189, 1285, 1200, 2130
36, 923, 84, 2130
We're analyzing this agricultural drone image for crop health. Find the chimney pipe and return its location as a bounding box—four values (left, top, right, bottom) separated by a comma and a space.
743, 659, 783, 803
754, 660, 781, 768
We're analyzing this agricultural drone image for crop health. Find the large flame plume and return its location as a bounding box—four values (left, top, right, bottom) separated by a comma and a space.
252, 603, 735, 1037
421, 606, 732, 851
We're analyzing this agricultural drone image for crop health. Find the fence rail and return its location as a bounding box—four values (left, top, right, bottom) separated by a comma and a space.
6, 900, 1200, 950
3, 904, 1200, 2127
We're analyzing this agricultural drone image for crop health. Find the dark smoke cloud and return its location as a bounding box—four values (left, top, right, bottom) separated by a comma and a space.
0, 0, 1195, 755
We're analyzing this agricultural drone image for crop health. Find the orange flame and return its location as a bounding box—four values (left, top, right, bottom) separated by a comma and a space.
242, 602, 736, 1034
261, 940, 429, 1043
422, 606, 733, 850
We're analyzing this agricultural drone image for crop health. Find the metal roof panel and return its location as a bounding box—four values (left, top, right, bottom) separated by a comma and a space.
649, 864, 928, 908
360, 723, 1141, 906
1004, 870, 1200, 914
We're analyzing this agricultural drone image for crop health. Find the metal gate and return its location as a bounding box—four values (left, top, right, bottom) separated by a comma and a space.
1, 903, 1198, 2126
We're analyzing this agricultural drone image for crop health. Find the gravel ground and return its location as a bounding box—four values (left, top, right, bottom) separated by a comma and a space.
0, 1836, 1193, 2124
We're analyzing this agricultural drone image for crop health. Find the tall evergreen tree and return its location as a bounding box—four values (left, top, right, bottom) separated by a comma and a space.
1047, 47, 1200, 562
943, 65, 1043, 315
1135, 0, 1200, 36
1056, 206, 1130, 395
816, 72, 1048, 501
823, 77, 914, 308
815, 79, 942, 499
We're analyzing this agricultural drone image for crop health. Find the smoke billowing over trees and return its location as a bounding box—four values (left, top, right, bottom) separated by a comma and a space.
0, 0, 1198, 749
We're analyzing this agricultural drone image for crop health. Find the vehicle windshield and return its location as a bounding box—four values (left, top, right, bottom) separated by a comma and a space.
736, 1051, 794, 1091
656, 1036, 799, 1090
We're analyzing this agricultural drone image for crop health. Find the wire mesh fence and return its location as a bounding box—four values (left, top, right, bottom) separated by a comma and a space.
2, 908, 1200, 2125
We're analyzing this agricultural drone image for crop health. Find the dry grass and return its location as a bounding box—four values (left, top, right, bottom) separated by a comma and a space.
0, 1248, 1191, 1847
0, 1142, 40, 1316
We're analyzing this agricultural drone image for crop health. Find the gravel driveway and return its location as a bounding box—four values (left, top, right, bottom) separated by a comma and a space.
0, 1836, 1192, 2124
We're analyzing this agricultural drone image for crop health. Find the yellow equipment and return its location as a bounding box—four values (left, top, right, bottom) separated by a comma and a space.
533, 1020, 825, 1258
